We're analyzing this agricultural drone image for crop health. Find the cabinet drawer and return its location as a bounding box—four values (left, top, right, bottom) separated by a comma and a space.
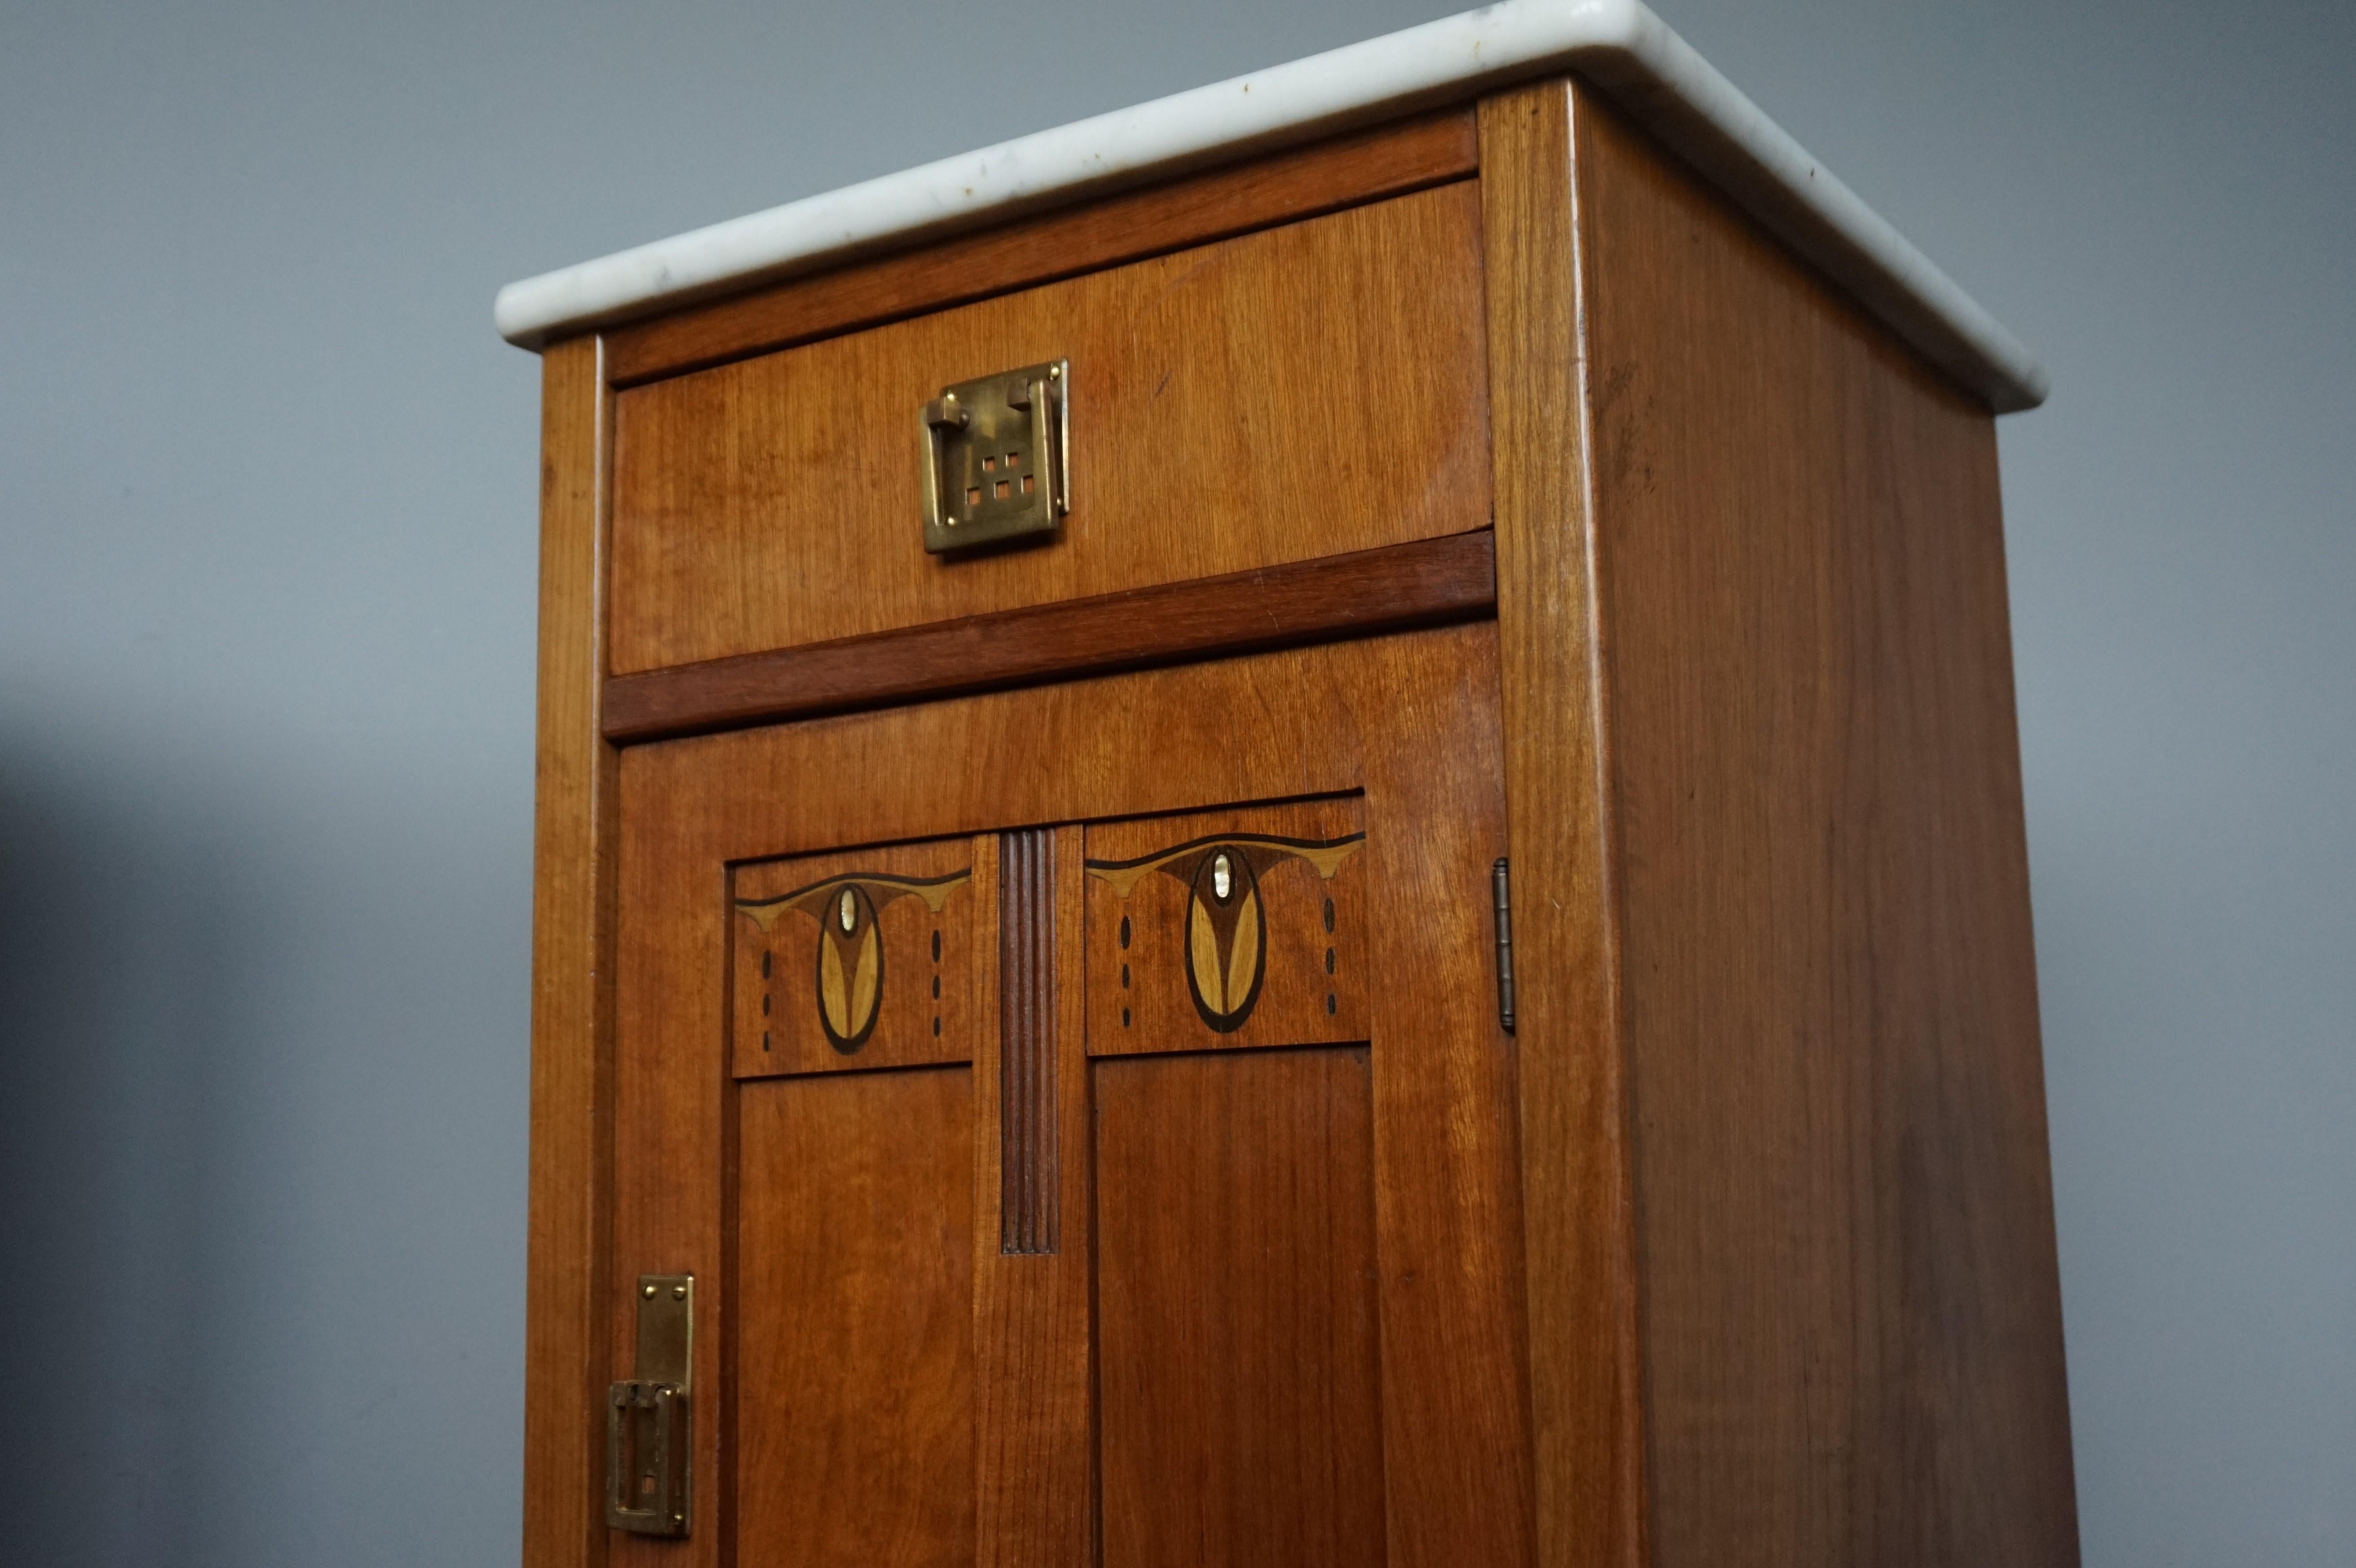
608, 179, 1491, 675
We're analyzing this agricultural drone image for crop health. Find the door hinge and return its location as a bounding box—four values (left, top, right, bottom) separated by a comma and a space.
607, 1273, 693, 1537
1491, 857, 1516, 1035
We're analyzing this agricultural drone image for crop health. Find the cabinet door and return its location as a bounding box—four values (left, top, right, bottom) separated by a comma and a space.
611, 623, 1533, 1568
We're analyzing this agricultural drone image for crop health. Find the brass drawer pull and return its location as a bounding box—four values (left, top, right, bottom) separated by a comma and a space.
922, 360, 1069, 552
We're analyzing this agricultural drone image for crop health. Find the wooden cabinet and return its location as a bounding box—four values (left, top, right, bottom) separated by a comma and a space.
512, 16, 2077, 1568
618, 632, 1522, 1567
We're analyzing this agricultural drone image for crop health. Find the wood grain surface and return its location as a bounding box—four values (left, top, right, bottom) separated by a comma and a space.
1478, 81, 1649, 1568
608, 181, 1490, 672
1571, 88, 2080, 1567
540, 74, 2076, 1568
607, 109, 1477, 385
523, 335, 615, 1568
601, 532, 1496, 742
613, 625, 1529, 1568
736, 1066, 977, 1567
1094, 1045, 1384, 1568
972, 826, 1094, 1568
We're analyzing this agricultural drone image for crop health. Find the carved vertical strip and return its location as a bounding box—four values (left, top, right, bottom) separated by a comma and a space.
999, 827, 1058, 1253
975, 823, 1091, 1568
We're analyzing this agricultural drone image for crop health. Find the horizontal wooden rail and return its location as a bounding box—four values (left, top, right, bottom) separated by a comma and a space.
602, 530, 1498, 742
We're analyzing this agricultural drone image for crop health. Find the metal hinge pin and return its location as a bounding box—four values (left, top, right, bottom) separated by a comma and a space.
1492, 858, 1516, 1034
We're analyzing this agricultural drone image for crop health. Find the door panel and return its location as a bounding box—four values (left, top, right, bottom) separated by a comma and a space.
612, 625, 1531, 1568
737, 1066, 976, 1566
1095, 1045, 1384, 1568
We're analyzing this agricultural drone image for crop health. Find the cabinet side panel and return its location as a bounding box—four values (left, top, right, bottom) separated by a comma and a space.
525, 335, 615, 1568
1572, 92, 2079, 1566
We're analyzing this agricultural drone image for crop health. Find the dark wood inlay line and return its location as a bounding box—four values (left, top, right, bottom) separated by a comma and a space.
999, 826, 1057, 1255
601, 530, 1498, 743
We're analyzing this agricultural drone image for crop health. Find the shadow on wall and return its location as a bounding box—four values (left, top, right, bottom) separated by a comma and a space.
0, 709, 534, 1566
0, 744, 223, 1562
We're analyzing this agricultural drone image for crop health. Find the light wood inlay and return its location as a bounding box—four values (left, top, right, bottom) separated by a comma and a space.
1084, 798, 1366, 1056
731, 838, 978, 1079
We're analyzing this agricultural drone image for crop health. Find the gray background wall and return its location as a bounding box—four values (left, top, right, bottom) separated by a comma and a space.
1, 0, 2347, 1562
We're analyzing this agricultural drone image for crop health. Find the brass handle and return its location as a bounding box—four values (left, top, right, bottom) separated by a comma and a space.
606, 1274, 693, 1537
922, 360, 1069, 553
606, 1381, 690, 1537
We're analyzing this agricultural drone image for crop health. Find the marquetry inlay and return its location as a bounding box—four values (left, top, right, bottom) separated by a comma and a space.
731, 839, 977, 1077
1084, 796, 1367, 1055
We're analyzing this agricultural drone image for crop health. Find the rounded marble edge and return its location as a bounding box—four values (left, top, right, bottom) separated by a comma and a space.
495, 0, 2047, 412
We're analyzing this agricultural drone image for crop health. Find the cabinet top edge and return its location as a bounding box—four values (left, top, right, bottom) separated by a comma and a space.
492, 0, 2046, 413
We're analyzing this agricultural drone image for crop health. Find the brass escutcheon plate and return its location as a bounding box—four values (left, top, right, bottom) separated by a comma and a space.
606, 1273, 693, 1537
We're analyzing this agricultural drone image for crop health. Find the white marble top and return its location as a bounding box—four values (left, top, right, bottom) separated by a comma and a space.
496, 0, 2046, 412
